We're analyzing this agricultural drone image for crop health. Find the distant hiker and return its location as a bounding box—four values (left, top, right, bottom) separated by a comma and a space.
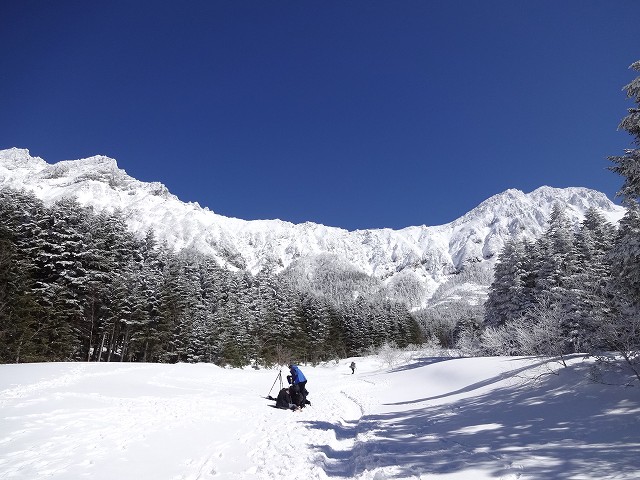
288, 364, 310, 406
350, 361, 356, 374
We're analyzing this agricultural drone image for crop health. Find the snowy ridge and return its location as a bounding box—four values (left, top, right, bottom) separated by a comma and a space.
0, 148, 626, 306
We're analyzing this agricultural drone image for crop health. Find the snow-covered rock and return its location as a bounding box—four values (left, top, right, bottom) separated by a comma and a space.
0, 147, 626, 307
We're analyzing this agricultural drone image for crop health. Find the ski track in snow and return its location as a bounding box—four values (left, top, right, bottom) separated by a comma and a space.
1, 357, 639, 480
0, 363, 557, 480
0, 362, 378, 480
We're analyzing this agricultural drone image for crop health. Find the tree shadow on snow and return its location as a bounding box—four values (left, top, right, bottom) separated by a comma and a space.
388, 356, 455, 373
305, 360, 640, 479
386, 357, 559, 406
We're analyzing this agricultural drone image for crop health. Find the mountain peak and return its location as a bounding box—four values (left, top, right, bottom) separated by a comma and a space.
529, 185, 617, 212
0, 148, 627, 308
38, 155, 119, 178
0, 147, 47, 169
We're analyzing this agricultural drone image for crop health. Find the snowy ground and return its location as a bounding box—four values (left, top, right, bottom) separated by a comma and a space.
0, 353, 638, 480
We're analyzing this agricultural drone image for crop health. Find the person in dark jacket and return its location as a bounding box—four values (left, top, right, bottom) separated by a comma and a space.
288, 364, 309, 406
289, 385, 305, 408
274, 387, 299, 410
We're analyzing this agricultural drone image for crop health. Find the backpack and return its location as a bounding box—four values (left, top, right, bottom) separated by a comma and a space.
289, 384, 305, 407
275, 388, 292, 409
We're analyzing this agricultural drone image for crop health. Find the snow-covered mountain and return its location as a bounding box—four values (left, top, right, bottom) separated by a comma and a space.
0, 147, 626, 308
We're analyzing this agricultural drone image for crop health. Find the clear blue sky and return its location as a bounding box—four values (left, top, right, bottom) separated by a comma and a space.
1, 1, 638, 230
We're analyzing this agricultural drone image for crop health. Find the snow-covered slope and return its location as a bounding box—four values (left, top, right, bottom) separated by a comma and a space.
0, 354, 637, 479
0, 148, 626, 307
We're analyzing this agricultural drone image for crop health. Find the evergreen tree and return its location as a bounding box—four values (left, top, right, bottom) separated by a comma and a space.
601, 204, 640, 379
536, 204, 575, 296
82, 210, 133, 361
534, 204, 578, 350
608, 204, 640, 305
156, 252, 197, 362
603, 60, 640, 379
213, 272, 253, 367
31, 198, 90, 360
0, 222, 43, 363
187, 256, 226, 363
609, 60, 640, 204
568, 208, 615, 351
484, 237, 528, 327
299, 295, 331, 364
130, 234, 165, 362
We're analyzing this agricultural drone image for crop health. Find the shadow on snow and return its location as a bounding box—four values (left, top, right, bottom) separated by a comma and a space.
304, 359, 640, 479
388, 356, 455, 373
385, 356, 558, 406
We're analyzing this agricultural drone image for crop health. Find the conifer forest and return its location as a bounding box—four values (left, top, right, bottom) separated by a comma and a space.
0, 189, 422, 365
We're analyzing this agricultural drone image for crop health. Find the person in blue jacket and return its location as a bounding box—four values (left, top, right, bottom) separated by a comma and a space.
287, 364, 309, 406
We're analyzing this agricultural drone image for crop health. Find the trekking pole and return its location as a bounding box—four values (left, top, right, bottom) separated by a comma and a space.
267, 370, 282, 398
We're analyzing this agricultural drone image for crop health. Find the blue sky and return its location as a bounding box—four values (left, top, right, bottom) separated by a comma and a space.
1, 1, 638, 230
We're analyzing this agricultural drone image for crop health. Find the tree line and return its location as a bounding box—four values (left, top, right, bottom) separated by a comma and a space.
0, 189, 422, 365
473, 61, 640, 378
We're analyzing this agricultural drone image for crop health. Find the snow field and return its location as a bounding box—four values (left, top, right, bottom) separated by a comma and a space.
0, 355, 639, 479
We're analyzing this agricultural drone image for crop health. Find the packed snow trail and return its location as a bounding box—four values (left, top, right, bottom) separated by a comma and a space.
0, 360, 379, 480
1, 355, 639, 479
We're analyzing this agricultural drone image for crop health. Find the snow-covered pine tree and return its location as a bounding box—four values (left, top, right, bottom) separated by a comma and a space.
602, 60, 640, 380
212, 271, 251, 367
161, 252, 202, 363
568, 208, 615, 351
536, 205, 575, 294
415, 301, 476, 348
535, 204, 579, 350
603, 203, 640, 379
83, 209, 141, 362
298, 294, 331, 364
112, 256, 144, 362
0, 190, 46, 363
484, 237, 528, 327
130, 233, 165, 362
341, 296, 371, 355
32, 198, 91, 360
608, 204, 640, 309
186, 255, 225, 363
247, 269, 284, 365
609, 60, 640, 204
386, 299, 423, 348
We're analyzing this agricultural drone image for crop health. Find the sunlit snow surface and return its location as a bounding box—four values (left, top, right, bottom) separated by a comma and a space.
1, 354, 638, 480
